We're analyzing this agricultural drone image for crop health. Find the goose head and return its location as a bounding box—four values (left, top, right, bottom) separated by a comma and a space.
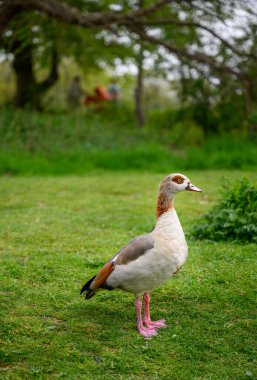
160, 173, 202, 195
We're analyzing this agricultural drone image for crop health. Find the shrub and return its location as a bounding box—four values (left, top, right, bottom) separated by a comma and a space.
192, 178, 257, 243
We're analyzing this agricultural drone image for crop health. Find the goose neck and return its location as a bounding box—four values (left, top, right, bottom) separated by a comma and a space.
155, 191, 175, 220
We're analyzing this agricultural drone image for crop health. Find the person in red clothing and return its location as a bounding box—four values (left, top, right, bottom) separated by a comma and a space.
84, 86, 110, 106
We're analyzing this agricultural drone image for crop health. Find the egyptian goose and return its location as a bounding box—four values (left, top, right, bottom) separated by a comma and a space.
81, 173, 202, 338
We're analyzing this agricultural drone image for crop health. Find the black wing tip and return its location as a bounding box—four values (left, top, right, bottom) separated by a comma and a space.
80, 275, 96, 296
80, 284, 88, 295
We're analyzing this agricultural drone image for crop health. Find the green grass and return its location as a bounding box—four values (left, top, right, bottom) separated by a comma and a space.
0, 171, 256, 379
0, 107, 256, 175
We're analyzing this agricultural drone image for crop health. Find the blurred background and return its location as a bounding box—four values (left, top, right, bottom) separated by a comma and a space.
0, 0, 256, 175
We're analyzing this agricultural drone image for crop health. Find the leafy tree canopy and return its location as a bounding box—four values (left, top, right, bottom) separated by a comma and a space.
0, 0, 257, 128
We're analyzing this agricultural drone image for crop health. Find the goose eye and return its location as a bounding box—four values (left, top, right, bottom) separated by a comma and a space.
177, 178, 183, 184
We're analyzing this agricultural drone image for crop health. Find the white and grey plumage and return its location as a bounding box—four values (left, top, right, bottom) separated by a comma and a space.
81, 173, 202, 337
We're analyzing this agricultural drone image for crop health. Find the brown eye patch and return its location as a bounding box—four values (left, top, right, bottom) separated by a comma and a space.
172, 175, 185, 184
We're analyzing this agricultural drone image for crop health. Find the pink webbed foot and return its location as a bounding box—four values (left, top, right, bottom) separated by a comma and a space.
135, 297, 158, 338
144, 319, 167, 329
138, 325, 158, 338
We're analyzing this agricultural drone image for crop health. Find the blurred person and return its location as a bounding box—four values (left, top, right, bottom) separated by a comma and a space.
67, 76, 84, 108
108, 80, 120, 103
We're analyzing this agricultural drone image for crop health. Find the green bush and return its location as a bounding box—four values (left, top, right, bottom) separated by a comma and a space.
192, 178, 257, 243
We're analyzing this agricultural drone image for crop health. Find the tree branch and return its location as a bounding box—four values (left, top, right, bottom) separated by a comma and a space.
142, 17, 257, 60
131, 25, 248, 80
0, 0, 22, 35
37, 45, 58, 93
0, 0, 171, 34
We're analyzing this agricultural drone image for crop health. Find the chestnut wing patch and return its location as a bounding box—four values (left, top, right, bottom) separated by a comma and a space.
90, 261, 115, 290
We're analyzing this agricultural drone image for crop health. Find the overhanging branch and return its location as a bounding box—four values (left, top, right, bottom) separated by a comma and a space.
142, 18, 257, 60
131, 26, 248, 80
0, 0, 171, 33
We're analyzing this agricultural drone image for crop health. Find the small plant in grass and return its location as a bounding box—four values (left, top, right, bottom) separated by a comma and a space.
192, 178, 257, 242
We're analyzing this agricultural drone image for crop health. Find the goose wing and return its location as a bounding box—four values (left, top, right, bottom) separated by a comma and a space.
81, 234, 154, 298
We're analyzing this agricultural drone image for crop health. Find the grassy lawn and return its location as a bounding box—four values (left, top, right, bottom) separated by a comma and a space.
0, 171, 256, 379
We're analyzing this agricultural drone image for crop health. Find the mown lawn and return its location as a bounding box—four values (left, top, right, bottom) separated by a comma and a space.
0, 171, 256, 379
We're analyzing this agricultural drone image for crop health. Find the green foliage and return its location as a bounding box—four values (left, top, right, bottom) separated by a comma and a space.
1, 0, 257, 134
178, 76, 248, 135
148, 108, 205, 146
168, 120, 204, 146
0, 172, 256, 379
192, 178, 257, 243
0, 107, 256, 175
0, 62, 15, 104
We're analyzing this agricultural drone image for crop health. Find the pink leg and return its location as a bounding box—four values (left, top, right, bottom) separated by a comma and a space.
143, 292, 167, 329
135, 298, 157, 338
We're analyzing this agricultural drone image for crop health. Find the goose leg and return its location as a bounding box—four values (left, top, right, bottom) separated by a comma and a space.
143, 292, 167, 329
135, 298, 157, 337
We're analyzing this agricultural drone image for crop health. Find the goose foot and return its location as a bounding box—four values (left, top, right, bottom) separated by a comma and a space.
144, 319, 167, 329
138, 325, 158, 338
135, 297, 158, 338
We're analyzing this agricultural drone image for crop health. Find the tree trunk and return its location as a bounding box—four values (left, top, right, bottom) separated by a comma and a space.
11, 39, 58, 109
12, 40, 38, 108
134, 44, 145, 128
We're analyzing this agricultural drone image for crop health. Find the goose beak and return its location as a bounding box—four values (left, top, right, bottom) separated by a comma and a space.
185, 182, 202, 192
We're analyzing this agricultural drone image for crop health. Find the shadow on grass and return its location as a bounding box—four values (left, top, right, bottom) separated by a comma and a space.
69, 293, 136, 337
